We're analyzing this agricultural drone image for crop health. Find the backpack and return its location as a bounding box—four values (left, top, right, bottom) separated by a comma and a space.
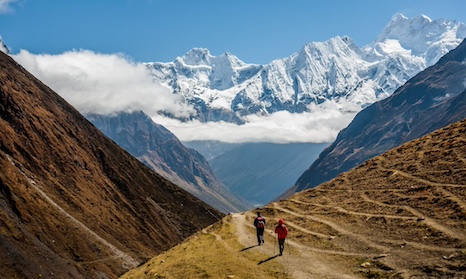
256, 217, 265, 228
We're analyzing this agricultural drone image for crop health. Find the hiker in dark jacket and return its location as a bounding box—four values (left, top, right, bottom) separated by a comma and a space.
254, 212, 266, 245
275, 218, 288, 256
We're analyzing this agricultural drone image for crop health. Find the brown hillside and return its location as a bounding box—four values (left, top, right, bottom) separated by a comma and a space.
265, 118, 466, 278
122, 119, 466, 278
87, 111, 251, 213
0, 51, 223, 279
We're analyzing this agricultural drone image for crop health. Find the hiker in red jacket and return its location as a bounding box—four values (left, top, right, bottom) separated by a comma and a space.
254, 212, 266, 245
275, 218, 288, 256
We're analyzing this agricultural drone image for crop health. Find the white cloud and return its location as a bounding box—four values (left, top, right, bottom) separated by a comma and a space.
0, 0, 17, 14
12, 49, 359, 144
151, 101, 358, 144
13, 49, 194, 117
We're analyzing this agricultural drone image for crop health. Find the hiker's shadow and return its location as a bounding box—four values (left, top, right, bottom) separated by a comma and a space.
239, 244, 258, 252
257, 255, 279, 265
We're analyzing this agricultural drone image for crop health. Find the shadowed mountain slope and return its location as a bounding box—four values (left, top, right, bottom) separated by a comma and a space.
0, 51, 223, 279
209, 142, 328, 206
288, 38, 466, 195
122, 119, 466, 279
87, 111, 251, 213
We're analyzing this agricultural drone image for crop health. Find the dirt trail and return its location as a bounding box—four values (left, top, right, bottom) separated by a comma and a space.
31, 179, 139, 268
231, 212, 360, 279
7, 155, 139, 269
219, 123, 466, 278
288, 198, 418, 221
271, 203, 391, 253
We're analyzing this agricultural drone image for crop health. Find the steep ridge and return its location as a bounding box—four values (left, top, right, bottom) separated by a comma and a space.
289, 38, 466, 195
0, 51, 223, 279
121, 119, 466, 278
0, 38, 10, 54
87, 111, 251, 213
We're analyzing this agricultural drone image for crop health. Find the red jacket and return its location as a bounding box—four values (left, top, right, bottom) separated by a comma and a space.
275, 219, 288, 239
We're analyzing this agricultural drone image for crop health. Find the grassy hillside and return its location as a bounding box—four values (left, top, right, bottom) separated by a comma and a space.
120, 213, 291, 279
121, 119, 466, 279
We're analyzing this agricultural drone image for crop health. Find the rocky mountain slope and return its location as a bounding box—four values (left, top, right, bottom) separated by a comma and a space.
0, 51, 223, 279
87, 111, 251, 213
288, 37, 466, 195
121, 118, 466, 279
145, 14, 466, 122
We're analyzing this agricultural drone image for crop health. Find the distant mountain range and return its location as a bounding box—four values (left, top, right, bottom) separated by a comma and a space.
88, 14, 466, 206
145, 14, 466, 122
208, 142, 329, 206
0, 51, 223, 279
87, 111, 251, 213
285, 37, 466, 197
182, 140, 243, 161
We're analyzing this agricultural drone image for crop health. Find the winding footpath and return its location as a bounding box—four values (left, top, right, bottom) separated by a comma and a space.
231, 212, 360, 279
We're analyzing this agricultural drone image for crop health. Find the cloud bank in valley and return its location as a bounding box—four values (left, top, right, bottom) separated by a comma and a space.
151, 103, 356, 144
13, 50, 358, 144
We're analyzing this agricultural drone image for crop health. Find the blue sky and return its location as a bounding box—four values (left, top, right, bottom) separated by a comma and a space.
1, 0, 466, 144
1, 0, 466, 64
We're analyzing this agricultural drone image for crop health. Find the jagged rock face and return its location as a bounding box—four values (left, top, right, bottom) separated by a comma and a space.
0, 52, 223, 279
145, 15, 466, 122
289, 38, 466, 195
87, 111, 251, 213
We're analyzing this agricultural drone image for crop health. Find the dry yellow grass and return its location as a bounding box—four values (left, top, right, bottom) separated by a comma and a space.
121, 119, 466, 279
120, 214, 290, 279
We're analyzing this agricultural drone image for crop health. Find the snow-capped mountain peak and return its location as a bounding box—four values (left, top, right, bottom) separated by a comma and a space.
146, 14, 466, 123
180, 47, 212, 65
391, 13, 409, 22
372, 13, 466, 65
177, 48, 249, 69
298, 36, 363, 62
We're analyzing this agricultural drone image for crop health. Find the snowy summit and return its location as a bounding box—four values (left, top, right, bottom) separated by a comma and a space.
145, 14, 466, 123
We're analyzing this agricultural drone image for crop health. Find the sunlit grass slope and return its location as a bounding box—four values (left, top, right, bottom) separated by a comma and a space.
120, 214, 291, 279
